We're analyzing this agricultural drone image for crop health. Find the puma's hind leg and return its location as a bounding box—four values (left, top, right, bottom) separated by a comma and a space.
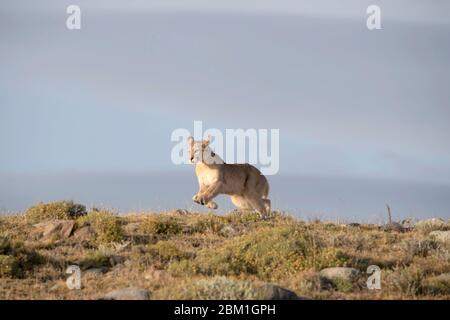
230, 195, 253, 210
245, 193, 269, 219
262, 198, 271, 216
205, 201, 218, 209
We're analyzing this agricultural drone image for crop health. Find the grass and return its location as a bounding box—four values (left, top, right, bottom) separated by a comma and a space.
168, 225, 348, 280
0, 237, 44, 278
25, 201, 86, 223
0, 205, 449, 299
78, 250, 112, 270
76, 210, 123, 245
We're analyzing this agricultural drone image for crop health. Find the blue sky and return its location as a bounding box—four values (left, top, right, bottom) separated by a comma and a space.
1, 1, 450, 217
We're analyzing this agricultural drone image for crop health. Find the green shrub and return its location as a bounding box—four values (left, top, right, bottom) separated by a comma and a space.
169, 226, 348, 280
385, 267, 425, 296
191, 214, 227, 235
141, 215, 182, 236
77, 211, 123, 245
146, 240, 191, 263
401, 239, 440, 258
25, 200, 86, 222
0, 237, 43, 278
160, 276, 262, 300
322, 277, 355, 293
422, 274, 450, 295
79, 250, 111, 270
225, 211, 262, 224
0, 255, 20, 278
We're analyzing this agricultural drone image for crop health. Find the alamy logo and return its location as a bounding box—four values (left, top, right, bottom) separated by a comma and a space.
366, 5, 382, 30
66, 5, 81, 30
367, 265, 382, 290
66, 265, 81, 290
171, 121, 280, 175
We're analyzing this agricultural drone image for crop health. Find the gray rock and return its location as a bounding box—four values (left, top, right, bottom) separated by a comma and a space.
172, 209, 190, 215
49, 284, 60, 291
400, 218, 417, 229
320, 267, 360, 282
109, 255, 125, 266
33, 220, 75, 240
383, 222, 406, 232
258, 284, 305, 300
85, 267, 108, 275
102, 287, 150, 300
73, 225, 95, 240
123, 222, 140, 234
429, 230, 450, 243
427, 273, 450, 283
220, 225, 237, 237
347, 223, 361, 227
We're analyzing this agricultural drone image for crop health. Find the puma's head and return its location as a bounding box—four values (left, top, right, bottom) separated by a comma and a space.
187, 136, 216, 164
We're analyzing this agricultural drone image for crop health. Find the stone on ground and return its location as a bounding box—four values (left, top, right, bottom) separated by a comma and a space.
320, 267, 360, 282
102, 287, 151, 300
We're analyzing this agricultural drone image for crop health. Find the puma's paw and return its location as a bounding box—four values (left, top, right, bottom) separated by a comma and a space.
205, 201, 218, 209
197, 194, 209, 206
192, 194, 201, 203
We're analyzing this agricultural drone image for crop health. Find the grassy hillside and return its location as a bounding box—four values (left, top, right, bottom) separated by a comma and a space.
0, 201, 449, 300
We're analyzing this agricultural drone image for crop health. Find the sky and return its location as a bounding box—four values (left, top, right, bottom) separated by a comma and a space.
1, 1, 450, 219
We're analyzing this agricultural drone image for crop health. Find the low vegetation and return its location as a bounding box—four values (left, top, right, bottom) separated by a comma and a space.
0, 201, 448, 299
0, 237, 43, 278
25, 200, 86, 223
76, 210, 123, 245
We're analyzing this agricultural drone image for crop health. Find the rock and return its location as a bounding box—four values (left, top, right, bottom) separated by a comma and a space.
320, 267, 360, 282
109, 255, 125, 266
123, 222, 140, 234
415, 218, 448, 233
102, 287, 150, 300
172, 209, 189, 215
347, 223, 361, 227
49, 284, 60, 291
258, 284, 305, 300
400, 218, 416, 229
124, 260, 133, 267
429, 230, 450, 243
144, 269, 171, 282
73, 225, 95, 241
33, 220, 75, 240
85, 267, 108, 275
383, 222, 406, 232
221, 225, 237, 237
427, 273, 450, 284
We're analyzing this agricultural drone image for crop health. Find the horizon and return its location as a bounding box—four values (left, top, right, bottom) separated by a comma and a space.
1, 171, 449, 223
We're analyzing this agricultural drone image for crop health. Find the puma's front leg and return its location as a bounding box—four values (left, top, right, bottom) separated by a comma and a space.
192, 192, 204, 204
197, 182, 222, 208
193, 184, 208, 205
193, 192, 218, 209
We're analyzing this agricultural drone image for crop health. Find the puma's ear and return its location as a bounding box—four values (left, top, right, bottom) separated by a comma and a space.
203, 134, 211, 147
187, 136, 194, 146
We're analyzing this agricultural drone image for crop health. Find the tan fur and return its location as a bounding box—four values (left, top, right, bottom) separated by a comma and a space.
188, 137, 271, 217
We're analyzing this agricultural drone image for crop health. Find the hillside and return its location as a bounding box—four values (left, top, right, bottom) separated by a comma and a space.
0, 201, 449, 300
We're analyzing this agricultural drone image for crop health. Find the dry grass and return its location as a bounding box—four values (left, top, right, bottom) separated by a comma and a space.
0, 207, 449, 300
